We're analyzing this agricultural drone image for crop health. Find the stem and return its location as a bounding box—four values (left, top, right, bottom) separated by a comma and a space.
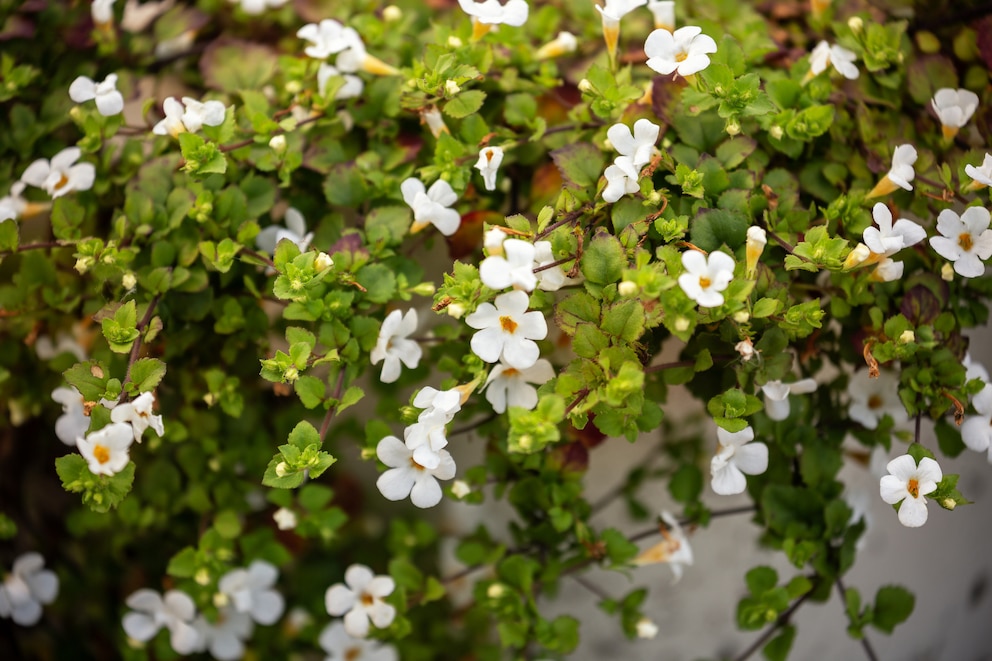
628, 506, 758, 543
532, 255, 576, 273
564, 389, 590, 416
915, 174, 970, 205
732, 589, 813, 661
319, 369, 347, 443
121, 295, 161, 396
836, 577, 879, 661
570, 573, 614, 602
0, 241, 71, 256
764, 227, 797, 255
238, 247, 276, 270
534, 207, 589, 241
449, 414, 498, 437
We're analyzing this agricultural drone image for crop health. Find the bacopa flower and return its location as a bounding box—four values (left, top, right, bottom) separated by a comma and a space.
122, 588, 201, 654
678, 249, 734, 308
644, 26, 717, 77
69, 73, 124, 116
92, 0, 116, 25
867, 144, 917, 198
333, 32, 399, 77
152, 97, 226, 136
480, 238, 537, 291
806, 41, 859, 82
964, 153, 992, 191
847, 369, 908, 430
231, 0, 288, 14
863, 203, 926, 257
256, 207, 314, 254
647, 0, 675, 31
879, 454, 942, 527
710, 425, 768, 495
632, 511, 693, 582
0, 553, 59, 626
602, 156, 641, 203
465, 290, 548, 370
534, 240, 578, 291
297, 19, 359, 60
403, 388, 461, 468
931, 88, 979, 140
110, 392, 164, 443
474, 146, 504, 191
535, 31, 578, 60
0, 182, 27, 221
272, 507, 298, 530
319, 621, 399, 661
458, 0, 529, 40
192, 607, 254, 661
745, 226, 766, 278
218, 560, 285, 626
77, 422, 134, 476
961, 384, 992, 462
929, 206, 992, 278
325, 564, 397, 638
595, 0, 647, 60
52, 386, 90, 447
20, 147, 95, 199
401, 177, 461, 236
318, 63, 363, 100
376, 435, 456, 508
482, 358, 555, 413
761, 378, 817, 421
607, 118, 659, 168
370, 309, 422, 383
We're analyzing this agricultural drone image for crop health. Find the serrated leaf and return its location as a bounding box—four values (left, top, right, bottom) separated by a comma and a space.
444, 90, 486, 118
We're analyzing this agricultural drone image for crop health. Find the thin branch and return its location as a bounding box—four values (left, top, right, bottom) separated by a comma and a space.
532, 255, 576, 273
121, 295, 161, 396
449, 414, 498, 437
628, 506, 758, 543
534, 207, 590, 241
732, 589, 813, 661
564, 389, 590, 416
836, 577, 879, 661
238, 247, 276, 270
319, 369, 347, 442
570, 573, 614, 602
0, 241, 71, 256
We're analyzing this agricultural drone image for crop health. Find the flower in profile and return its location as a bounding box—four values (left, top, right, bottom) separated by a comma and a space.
632, 511, 694, 582
297, 19, 358, 60
256, 208, 314, 254
69, 73, 124, 116
608, 119, 659, 168
602, 157, 641, 203
334, 32, 399, 77
863, 203, 926, 256
678, 249, 734, 308
231, 0, 288, 14
805, 41, 859, 82
964, 153, 992, 191
52, 386, 90, 446
474, 146, 504, 191
644, 26, 717, 77
152, 97, 186, 137
122, 588, 201, 654
482, 358, 555, 413
458, 0, 529, 40
929, 206, 992, 278
376, 435, 456, 508
465, 290, 547, 370
931, 88, 979, 140
318, 64, 363, 100
761, 378, 818, 421
180, 97, 227, 133
192, 607, 254, 661
479, 238, 537, 291
319, 621, 398, 661
0, 182, 28, 221
534, 240, 578, 291
77, 422, 134, 476
370, 309, 422, 383
710, 425, 768, 495
401, 177, 461, 236
847, 369, 907, 429
325, 565, 397, 638
879, 454, 942, 527
647, 0, 675, 31
110, 392, 164, 443
595, 0, 647, 62
20, 147, 95, 199
745, 226, 766, 278
0, 553, 59, 626
535, 31, 577, 60
218, 560, 285, 626
961, 384, 992, 462
420, 106, 449, 138
867, 144, 917, 198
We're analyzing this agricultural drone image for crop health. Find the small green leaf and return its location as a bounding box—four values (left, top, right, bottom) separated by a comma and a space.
872, 585, 914, 634
443, 90, 486, 118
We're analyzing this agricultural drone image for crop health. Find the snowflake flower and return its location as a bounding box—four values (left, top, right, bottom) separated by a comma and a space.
459, 0, 529, 40
370, 309, 422, 383
929, 206, 992, 278
602, 156, 641, 203
256, 207, 314, 254
69, 74, 124, 116
318, 64, 363, 100
848, 369, 907, 430
465, 290, 547, 370
867, 144, 917, 198
479, 238, 537, 291
376, 435, 456, 509
647, 0, 675, 31
110, 392, 164, 443
52, 386, 90, 447
535, 31, 578, 59
863, 203, 926, 257
761, 378, 817, 421
400, 177, 461, 236
596, 0, 647, 60
483, 358, 555, 413
608, 119, 659, 168
325, 565, 397, 638
77, 422, 134, 476
644, 26, 717, 77
218, 560, 284, 626
931, 88, 979, 140
319, 621, 398, 661
678, 249, 734, 308
193, 608, 254, 661
297, 19, 358, 60
711, 425, 768, 495
122, 589, 201, 654
231, 0, 288, 14
879, 454, 942, 527
961, 384, 992, 462
0, 553, 58, 626
806, 41, 859, 81
474, 146, 504, 191
20, 147, 95, 199
964, 153, 992, 191
632, 511, 693, 582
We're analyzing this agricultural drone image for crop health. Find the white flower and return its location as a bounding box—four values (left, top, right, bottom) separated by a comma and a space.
400, 178, 461, 236
879, 454, 942, 528
110, 392, 164, 442
745, 226, 766, 278
596, 0, 647, 22
961, 384, 992, 461
376, 435, 456, 509
297, 19, 358, 60
465, 290, 547, 370
647, 0, 675, 31
602, 156, 641, 203
92, 0, 116, 24
122, 588, 201, 654
761, 378, 817, 421
231, 0, 288, 14
644, 26, 717, 77
678, 250, 734, 308
484, 226, 508, 255
273, 507, 298, 530
931, 88, 979, 140
929, 206, 992, 278
711, 425, 768, 495
964, 352, 990, 383
77, 422, 134, 476
319, 621, 398, 661
451, 479, 471, 499
848, 369, 907, 430
965, 153, 992, 190
863, 203, 926, 256
458, 0, 529, 26
218, 560, 285, 626
421, 106, 449, 138
479, 238, 537, 291
534, 240, 577, 291
370, 309, 422, 383
20, 147, 95, 199
152, 97, 186, 137
636, 617, 659, 639
69, 74, 124, 116
867, 144, 917, 198
181, 96, 227, 133
474, 146, 504, 191
256, 207, 314, 254
0, 553, 58, 626
325, 564, 397, 638
535, 31, 578, 59
483, 358, 555, 413
632, 511, 693, 582
607, 119, 659, 168
413, 386, 463, 418
404, 387, 461, 468
121, 0, 175, 32
318, 64, 364, 100
193, 607, 254, 661
0, 182, 27, 220
52, 386, 90, 447
807, 41, 859, 80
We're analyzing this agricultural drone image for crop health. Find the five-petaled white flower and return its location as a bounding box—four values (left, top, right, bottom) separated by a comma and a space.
401, 177, 461, 236
761, 378, 818, 421
483, 358, 555, 413
273, 507, 298, 530
20, 147, 95, 199
602, 157, 641, 203
879, 454, 942, 528
297, 19, 359, 60
52, 386, 90, 447
647, 0, 675, 31
77, 422, 134, 476
961, 384, 992, 462
192, 607, 254, 661
807, 41, 859, 81
458, 0, 529, 30
318, 63, 364, 100
965, 153, 992, 190
376, 435, 457, 509
152, 97, 226, 137
325, 564, 397, 638
122, 588, 201, 654
256, 207, 314, 254
644, 26, 717, 77
867, 144, 917, 198
931, 88, 979, 140
608, 119, 659, 168
847, 369, 907, 430
319, 621, 399, 661
218, 560, 285, 626
231, 0, 288, 15
69, 74, 124, 116
632, 511, 693, 582
711, 425, 768, 495
480, 238, 537, 291
110, 392, 164, 443
465, 290, 547, 370
863, 203, 926, 257
678, 249, 734, 308
371, 309, 423, 383
474, 146, 504, 191
929, 206, 992, 278
0, 553, 59, 626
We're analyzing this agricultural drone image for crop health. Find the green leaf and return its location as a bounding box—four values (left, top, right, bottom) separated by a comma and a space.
127, 358, 167, 394
443, 90, 486, 118
690, 208, 748, 252
746, 566, 778, 596
323, 163, 368, 207
288, 421, 320, 450
872, 585, 914, 634
581, 231, 626, 285
294, 376, 326, 409
551, 142, 606, 188
214, 509, 242, 539
201, 39, 278, 92
64, 361, 111, 401
0, 218, 18, 252
763, 624, 796, 661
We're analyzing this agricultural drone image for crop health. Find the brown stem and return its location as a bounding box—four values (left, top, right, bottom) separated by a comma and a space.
564, 388, 590, 416
238, 247, 276, 270
0, 241, 70, 256
121, 295, 161, 397
534, 207, 590, 240
836, 577, 879, 661
532, 255, 576, 273
319, 369, 347, 443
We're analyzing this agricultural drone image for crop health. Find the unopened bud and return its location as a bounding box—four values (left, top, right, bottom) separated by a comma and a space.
735, 338, 755, 361
275, 461, 290, 477
745, 226, 767, 278
410, 282, 436, 296
843, 243, 871, 270
269, 134, 287, 154
769, 125, 784, 140
898, 330, 915, 344
618, 280, 638, 296
733, 310, 750, 324
122, 272, 137, 290
444, 80, 461, 96
848, 16, 864, 34
674, 317, 690, 332
213, 592, 229, 608
447, 303, 466, 319
284, 80, 303, 95
315, 252, 334, 271
284, 367, 299, 382
194, 568, 211, 586
451, 480, 471, 499
447, 36, 463, 48
941, 263, 955, 281
74, 256, 93, 274
942, 498, 956, 510
578, 78, 593, 93
487, 583, 506, 599
382, 5, 402, 21
636, 617, 659, 640
726, 120, 741, 136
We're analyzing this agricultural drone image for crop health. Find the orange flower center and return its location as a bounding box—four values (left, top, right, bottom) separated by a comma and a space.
676, 51, 688, 63
54, 173, 69, 191
499, 315, 518, 333
93, 444, 110, 464
361, 592, 375, 607
345, 648, 361, 661
867, 395, 883, 409
959, 232, 974, 251
409, 456, 425, 472
907, 478, 919, 498
698, 276, 712, 289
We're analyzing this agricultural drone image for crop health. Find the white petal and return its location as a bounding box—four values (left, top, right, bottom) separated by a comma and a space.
711, 462, 746, 495
879, 475, 907, 505
896, 497, 929, 527
410, 473, 443, 508
733, 442, 768, 475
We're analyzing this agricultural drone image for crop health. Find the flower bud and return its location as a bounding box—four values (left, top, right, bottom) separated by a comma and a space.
444, 80, 461, 96
275, 461, 290, 477
745, 226, 767, 278
942, 498, 956, 510
618, 280, 638, 296
213, 592, 229, 608
273, 507, 298, 530
941, 263, 955, 281
283, 367, 299, 382
487, 583, 506, 599
726, 120, 741, 136
578, 78, 593, 93
315, 252, 334, 271
848, 16, 864, 34
122, 272, 137, 290
843, 243, 871, 270
898, 330, 915, 344
447, 36, 463, 48
75, 256, 93, 274
769, 125, 784, 140
284, 80, 303, 95
447, 303, 466, 319
733, 310, 750, 324
636, 617, 659, 640
674, 317, 690, 332
382, 5, 402, 21
735, 338, 755, 361
360, 447, 377, 460
194, 568, 211, 586
269, 134, 287, 154
410, 281, 436, 296
451, 480, 471, 499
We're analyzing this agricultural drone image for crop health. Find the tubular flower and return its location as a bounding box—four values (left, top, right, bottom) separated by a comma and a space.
632, 511, 694, 582
678, 249, 734, 308
20, 147, 95, 199
805, 41, 859, 83
535, 31, 577, 60
644, 25, 717, 77
931, 88, 979, 141
465, 290, 548, 370
474, 146, 504, 191
595, 0, 647, 62
964, 153, 992, 191
69, 73, 124, 116
647, 0, 675, 31
110, 391, 164, 443
710, 425, 768, 495
401, 177, 461, 236
325, 565, 396, 639
858, 202, 927, 281
602, 157, 641, 203
929, 206, 992, 278
458, 0, 529, 40
761, 378, 818, 421
607, 118, 660, 168
867, 144, 917, 198
879, 454, 942, 527
334, 32, 399, 77
745, 226, 766, 278
370, 309, 422, 383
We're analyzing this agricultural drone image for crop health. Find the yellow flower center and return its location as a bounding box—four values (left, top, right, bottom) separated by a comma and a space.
867, 395, 883, 410
93, 443, 110, 464
54, 173, 69, 191
409, 456, 425, 472
959, 232, 974, 251
907, 478, 919, 498
499, 315, 518, 333
698, 276, 711, 289
345, 648, 361, 661
361, 592, 375, 607
676, 51, 689, 63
